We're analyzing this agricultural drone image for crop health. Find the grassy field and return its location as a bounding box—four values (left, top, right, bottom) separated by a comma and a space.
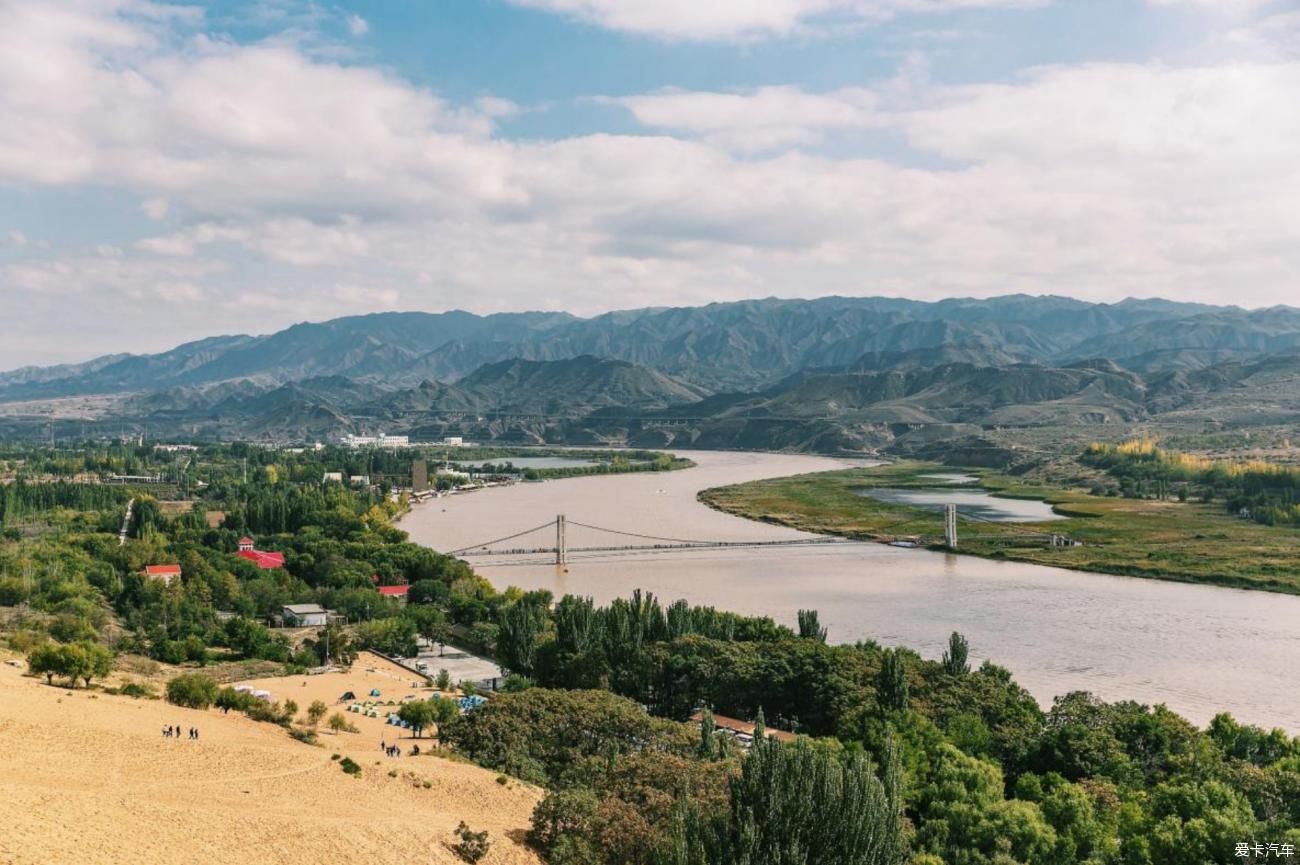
700, 461, 1300, 595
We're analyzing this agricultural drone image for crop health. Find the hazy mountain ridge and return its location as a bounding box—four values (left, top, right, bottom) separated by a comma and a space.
0, 295, 1278, 402
3, 296, 1300, 453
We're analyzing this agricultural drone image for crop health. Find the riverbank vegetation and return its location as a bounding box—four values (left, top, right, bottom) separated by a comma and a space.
445, 588, 1300, 864
701, 461, 1300, 594
1082, 439, 1300, 527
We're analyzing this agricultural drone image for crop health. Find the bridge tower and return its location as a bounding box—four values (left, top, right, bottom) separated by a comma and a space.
556, 514, 567, 566
943, 504, 958, 549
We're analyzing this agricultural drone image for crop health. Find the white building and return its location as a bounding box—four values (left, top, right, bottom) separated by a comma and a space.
442, 436, 465, 446
322, 471, 343, 483
282, 604, 329, 628
341, 432, 410, 448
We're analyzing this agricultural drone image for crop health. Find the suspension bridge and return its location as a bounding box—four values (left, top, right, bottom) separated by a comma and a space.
447, 514, 854, 565
446, 506, 1079, 566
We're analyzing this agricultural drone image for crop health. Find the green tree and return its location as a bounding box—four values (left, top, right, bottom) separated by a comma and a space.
878, 648, 909, 712
28, 643, 68, 686
698, 707, 717, 759
718, 738, 901, 865
398, 699, 437, 737
166, 672, 219, 709
796, 609, 827, 642
328, 712, 351, 734
307, 700, 329, 728
430, 696, 460, 741
942, 631, 970, 676
77, 642, 114, 687
497, 601, 544, 675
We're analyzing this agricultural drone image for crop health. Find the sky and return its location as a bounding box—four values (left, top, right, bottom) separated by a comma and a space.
1, 0, 1298, 369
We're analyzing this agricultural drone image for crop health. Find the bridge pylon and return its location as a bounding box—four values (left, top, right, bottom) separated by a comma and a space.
556, 514, 567, 566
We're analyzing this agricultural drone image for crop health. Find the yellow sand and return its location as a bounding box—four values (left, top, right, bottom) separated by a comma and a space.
233, 651, 456, 750
0, 658, 542, 865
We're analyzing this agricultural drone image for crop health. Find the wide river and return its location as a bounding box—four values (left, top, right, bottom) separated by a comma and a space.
403, 450, 1300, 731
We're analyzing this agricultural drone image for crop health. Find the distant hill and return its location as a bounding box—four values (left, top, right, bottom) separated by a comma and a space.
2, 295, 1300, 454
4, 295, 1288, 402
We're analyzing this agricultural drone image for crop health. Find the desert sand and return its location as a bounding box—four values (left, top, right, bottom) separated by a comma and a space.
0, 656, 542, 865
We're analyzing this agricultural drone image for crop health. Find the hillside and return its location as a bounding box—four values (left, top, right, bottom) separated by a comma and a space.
0, 658, 542, 865
3, 295, 1293, 401
1, 296, 1299, 454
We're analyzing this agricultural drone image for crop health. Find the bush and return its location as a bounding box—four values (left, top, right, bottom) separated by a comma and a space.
339, 756, 362, 776
165, 673, 219, 709
116, 682, 157, 699
453, 822, 491, 863
289, 728, 319, 745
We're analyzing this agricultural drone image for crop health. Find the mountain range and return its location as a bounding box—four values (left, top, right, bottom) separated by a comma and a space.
3, 295, 1299, 454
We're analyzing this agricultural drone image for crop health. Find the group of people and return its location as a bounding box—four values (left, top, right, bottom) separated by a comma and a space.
162, 725, 200, 740
380, 740, 418, 758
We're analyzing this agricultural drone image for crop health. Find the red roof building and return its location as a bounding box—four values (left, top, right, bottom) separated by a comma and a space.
377, 585, 410, 602
235, 536, 285, 570
143, 564, 182, 585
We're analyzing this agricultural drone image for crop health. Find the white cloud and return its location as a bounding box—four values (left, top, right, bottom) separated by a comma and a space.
615, 86, 882, 151
1, 3, 1299, 368
507, 0, 1046, 41
346, 13, 368, 36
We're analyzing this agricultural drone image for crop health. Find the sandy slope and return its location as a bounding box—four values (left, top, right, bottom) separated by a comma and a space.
0, 660, 542, 865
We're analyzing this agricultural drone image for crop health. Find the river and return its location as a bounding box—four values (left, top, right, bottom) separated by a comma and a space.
401, 450, 1300, 731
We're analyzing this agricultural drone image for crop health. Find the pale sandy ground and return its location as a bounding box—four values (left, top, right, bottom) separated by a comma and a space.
234, 652, 461, 752
0, 656, 542, 865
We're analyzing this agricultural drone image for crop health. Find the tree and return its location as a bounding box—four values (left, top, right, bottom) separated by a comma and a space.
27, 642, 110, 688
78, 642, 113, 687
328, 712, 351, 734
497, 601, 544, 675
166, 672, 219, 709
797, 609, 827, 642
877, 648, 908, 712
430, 696, 460, 741
307, 700, 329, 728
429, 621, 452, 655
435, 668, 452, 690
468, 621, 499, 653
398, 699, 437, 737
942, 631, 970, 676
698, 708, 716, 759
28, 643, 67, 685
719, 738, 901, 865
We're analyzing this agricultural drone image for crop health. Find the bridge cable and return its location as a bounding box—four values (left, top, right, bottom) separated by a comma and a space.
446, 520, 557, 556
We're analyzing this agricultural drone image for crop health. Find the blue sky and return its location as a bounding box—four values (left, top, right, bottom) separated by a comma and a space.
1, 0, 1298, 368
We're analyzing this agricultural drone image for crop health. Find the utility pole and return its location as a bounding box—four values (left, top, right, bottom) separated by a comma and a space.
944, 504, 958, 549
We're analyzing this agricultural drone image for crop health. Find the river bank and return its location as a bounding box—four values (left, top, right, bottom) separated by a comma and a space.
699, 461, 1300, 596
401, 450, 1300, 730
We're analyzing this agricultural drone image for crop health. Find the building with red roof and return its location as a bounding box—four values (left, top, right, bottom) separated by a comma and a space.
236, 535, 285, 570
377, 585, 410, 602
142, 564, 182, 585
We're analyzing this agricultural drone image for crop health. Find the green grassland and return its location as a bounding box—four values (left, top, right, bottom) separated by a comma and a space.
699, 461, 1300, 595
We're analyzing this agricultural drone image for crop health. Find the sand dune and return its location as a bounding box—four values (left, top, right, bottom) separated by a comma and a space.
0, 659, 542, 865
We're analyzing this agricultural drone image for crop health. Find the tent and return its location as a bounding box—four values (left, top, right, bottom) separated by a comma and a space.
369, 688, 381, 697
340, 691, 356, 701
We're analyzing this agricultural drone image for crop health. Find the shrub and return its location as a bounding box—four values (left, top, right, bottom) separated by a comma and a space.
453, 822, 490, 863
117, 682, 157, 699
289, 728, 319, 745
166, 673, 219, 709
339, 756, 361, 776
